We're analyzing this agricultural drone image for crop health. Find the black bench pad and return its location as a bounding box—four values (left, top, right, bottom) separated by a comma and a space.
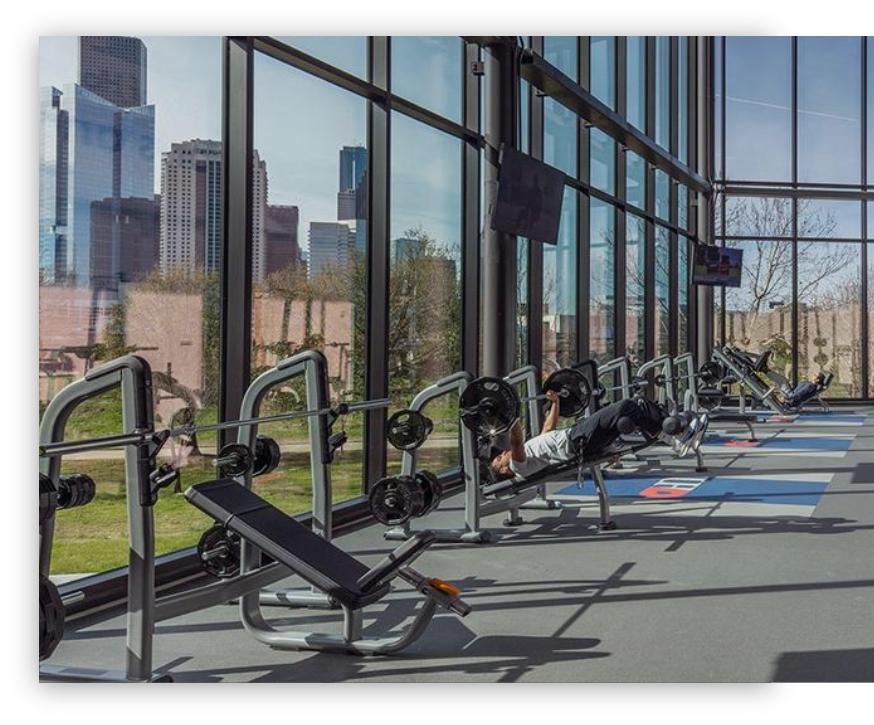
186, 479, 389, 609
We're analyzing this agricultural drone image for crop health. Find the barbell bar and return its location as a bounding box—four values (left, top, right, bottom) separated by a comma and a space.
39, 397, 391, 458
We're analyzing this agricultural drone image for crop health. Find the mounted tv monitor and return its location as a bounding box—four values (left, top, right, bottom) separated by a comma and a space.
692, 244, 743, 288
490, 145, 565, 245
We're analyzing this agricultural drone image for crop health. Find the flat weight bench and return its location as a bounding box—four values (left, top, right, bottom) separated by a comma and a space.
185, 479, 470, 655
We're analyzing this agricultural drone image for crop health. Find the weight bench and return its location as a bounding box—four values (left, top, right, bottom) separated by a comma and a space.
185, 479, 470, 655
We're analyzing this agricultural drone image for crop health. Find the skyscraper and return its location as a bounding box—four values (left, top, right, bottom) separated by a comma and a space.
159, 141, 267, 278
308, 222, 354, 280
265, 205, 301, 277
38, 83, 155, 289
339, 145, 366, 194
90, 195, 160, 286
338, 145, 367, 221
79, 36, 147, 109
39, 87, 68, 284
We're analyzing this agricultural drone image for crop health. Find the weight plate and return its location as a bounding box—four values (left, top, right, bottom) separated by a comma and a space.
252, 435, 281, 477
699, 361, 723, 386
415, 470, 443, 516
197, 524, 241, 579
368, 476, 423, 526
460, 377, 520, 437
39, 474, 58, 527
386, 409, 432, 451
39, 574, 64, 661
56, 474, 96, 510
216, 443, 253, 477
542, 368, 592, 419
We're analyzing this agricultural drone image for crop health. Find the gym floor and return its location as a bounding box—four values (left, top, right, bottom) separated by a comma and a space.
50, 410, 874, 682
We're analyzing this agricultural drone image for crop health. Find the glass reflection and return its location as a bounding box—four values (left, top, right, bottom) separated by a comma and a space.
391, 36, 463, 122
542, 187, 578, 372
590, 198, 616, 364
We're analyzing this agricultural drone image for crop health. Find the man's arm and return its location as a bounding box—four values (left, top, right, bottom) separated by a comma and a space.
540, 390, 561, 434
509, 420, 527, 463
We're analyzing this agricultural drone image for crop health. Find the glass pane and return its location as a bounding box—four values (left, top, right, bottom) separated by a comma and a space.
869, 240, 874, 397
798, 37, 862, 185
625, 214, 647, 368
655, 37, 670, 149
542, 187, 578, 372
520, 78, 530, 154
590, 127, 615, 194
252, 51, 369, 506
275, 36, 367, 79
678, 184, 688, 231
544, 36, 578, 80
725, 36, 792, 182
797, 199, 861, 239
627, 36, 646, 130
388, 112, 462, 472
870, 48, 874, 186
39, 36, 222, 577
654, 225, 671, 356
655, 169, 669, 220
725, 196, 792, 238
516, 237, 529, 368
715, 36, 723, 178
678, 37, 689, 165
544, 98, 577, 177
590, 36, 615, 109
798, 242, 862, 397
391, 36, 463, 123
626, 150, 646, 209
678, 235, 689, 353
590, 198, 616, 364
724, 240, 793, 379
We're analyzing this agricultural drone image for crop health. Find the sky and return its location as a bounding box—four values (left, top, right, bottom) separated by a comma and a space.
38, 35, 463, 254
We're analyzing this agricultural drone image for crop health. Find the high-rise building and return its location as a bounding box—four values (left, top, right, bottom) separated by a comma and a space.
39, 87, 69, 284
308, 222, 354, 279
338, 145, 367, 222
339, 145, 366, 193
251, 151, 268, 283
159, 139, 222, 274
90, 195, 160, 287
264, 205, 301, 277
79, 36, 147, 109
159, 140, 267, 278
38, 83, 155, 289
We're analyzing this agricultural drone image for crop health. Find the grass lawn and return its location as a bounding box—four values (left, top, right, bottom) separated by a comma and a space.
50, 444, 460, 576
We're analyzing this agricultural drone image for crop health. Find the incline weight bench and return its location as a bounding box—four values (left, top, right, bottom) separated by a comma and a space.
185, 479, 470, 655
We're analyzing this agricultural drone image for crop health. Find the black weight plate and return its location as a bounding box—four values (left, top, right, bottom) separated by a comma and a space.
252, 435, 281, 477
369, 476, 423, 526
197, 524, 241, 579
460, 376, 519, 437
39, 574, 64, 661
39, 474, 58, 527
386, 409, 432, 451
415, 470, 443, 516
699, 361, 723, 386
543, 368, 592, 418
216, 443, 253, 477
56, 474, 96, 510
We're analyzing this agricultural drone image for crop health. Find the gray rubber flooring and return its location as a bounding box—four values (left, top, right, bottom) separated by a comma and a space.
45, 409, 874, 682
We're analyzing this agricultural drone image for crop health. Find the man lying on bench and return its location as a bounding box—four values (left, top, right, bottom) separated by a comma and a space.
769, 371, 829, 409
487, 394, 708, 483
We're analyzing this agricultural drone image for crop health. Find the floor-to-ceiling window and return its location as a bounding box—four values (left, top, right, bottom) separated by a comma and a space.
715, 36, 870, 398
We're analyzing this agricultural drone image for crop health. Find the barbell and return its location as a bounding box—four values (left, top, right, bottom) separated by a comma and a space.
38, 397, 392, 458
459, 368, 592, 438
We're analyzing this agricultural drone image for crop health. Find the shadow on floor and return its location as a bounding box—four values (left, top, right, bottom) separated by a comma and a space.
772, 648, 874, 682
